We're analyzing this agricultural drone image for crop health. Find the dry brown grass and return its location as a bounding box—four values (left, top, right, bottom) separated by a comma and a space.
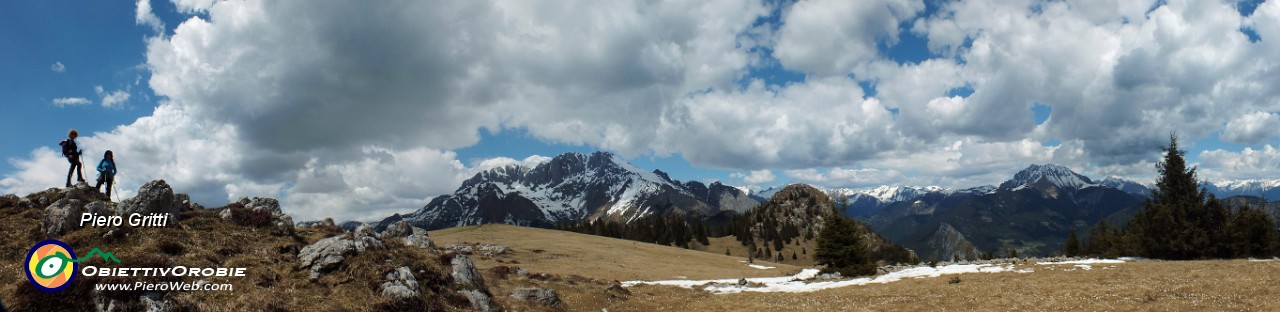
6, 197, 1277, 312
430, 224, 802, 281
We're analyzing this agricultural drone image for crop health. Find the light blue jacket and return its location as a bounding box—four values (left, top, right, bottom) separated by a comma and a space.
97, 159, 116, 177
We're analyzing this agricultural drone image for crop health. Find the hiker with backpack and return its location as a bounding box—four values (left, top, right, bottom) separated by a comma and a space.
95, 150, 117, 200
60, 129, 85, 187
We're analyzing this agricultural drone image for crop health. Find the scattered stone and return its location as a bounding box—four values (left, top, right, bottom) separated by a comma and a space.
43, 198, 85, 238
516, 268, 530, 278
450, 254, 486, 289
443, 243, 511, 257
139, 292, 172, 312
510, 287, 560, 307
380, 266, 420, 300
172, 193, 202, 211
737, 278, 749, 286
457, 289, 492, 312
119, 180, 179, 224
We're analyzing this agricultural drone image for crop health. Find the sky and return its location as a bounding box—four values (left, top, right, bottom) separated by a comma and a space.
3, 0, 1279, 222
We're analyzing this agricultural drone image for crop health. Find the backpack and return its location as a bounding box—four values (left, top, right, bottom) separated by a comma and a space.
59, 140, 74, 158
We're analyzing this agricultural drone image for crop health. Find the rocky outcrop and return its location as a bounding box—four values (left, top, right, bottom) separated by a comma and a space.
297, 232, 386, 279
220, 197, 295, 235
510, 287, 561, 307
450, 254, 492, 311
450, 254, 485, 289
457, 289, 492, 312
119, 180, 179, 224
379, 266, 419, 300
926, 223, 980, 262
379, 220, 436, 250
43, 198, 86, 238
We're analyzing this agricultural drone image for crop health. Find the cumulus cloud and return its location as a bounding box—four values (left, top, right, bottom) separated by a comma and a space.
1199, 145, 1280, 181
134, 0, 164, 34
52, 97, 91, 107
1221, 111, 1280, 144
95, 86, 130, 108
732, 170, 776, 185
774, 0, 925, 75
50, 61, 65, 73
10, 0, 1280, 223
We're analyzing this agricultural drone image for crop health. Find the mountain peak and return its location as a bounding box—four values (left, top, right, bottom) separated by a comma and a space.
999, 163, 1096, 191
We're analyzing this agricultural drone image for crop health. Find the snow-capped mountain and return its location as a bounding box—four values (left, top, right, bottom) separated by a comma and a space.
858, 185, 947, 203
1098, 177, 1152, 198
998, 164, 1098, 193
1204, 179, 1280, 199
383, 152, 758, 231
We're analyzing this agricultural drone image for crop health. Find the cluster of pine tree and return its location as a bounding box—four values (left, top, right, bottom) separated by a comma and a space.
1063, 136, 1280, 259
718, 211, 813, 259
556, 215, 711, 249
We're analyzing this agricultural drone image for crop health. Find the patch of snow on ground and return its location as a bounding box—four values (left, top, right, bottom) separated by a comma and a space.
1037, 258, 1126, 265
623, 263, 1028, 294
1248, 258, 1279, 262
1075, 264, 1092, 270
747, 264, 776, 270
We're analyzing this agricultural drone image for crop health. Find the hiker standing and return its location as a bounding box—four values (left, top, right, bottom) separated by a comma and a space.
95, 150, 117, 200
60, 129, 85, 187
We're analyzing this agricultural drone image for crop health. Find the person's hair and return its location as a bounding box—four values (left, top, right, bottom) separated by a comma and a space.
68, 129, 78, 138
104, 150, 113, 159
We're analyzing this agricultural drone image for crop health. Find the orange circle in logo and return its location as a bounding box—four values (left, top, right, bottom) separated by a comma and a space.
25, 240, 78, 292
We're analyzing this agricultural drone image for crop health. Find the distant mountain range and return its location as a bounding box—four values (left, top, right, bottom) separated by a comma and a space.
378, 152, 757, 231
373, 151, 1280, 260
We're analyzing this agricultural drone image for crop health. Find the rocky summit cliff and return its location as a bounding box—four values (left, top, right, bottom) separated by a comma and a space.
385, 152, 758, 231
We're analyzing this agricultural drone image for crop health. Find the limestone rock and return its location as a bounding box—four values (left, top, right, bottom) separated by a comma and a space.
403, 233, 436, 250
457, 289, 492, 312
380, 266, 420, 300
119, 180, 179, 224
43, 199, 85, 238
297, 233, 385, 279
450, 254, 485, 290
510, 287, 561, 307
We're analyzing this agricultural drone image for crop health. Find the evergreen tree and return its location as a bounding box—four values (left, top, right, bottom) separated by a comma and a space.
1064, 231, 1082, 257
1086, 220, 1115, 257
1230, 204, 1278, 258
1126, 135, 1225, 260
815, 215, 875, 276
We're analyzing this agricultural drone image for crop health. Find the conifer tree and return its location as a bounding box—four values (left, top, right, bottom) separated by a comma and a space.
1064, 231, 1082, 257
815, 214, 875, 276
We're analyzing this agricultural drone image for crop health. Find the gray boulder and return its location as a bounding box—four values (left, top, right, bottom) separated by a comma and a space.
43, 198, 85, 237
85, 201, 116, 216
457, 289, 492, 312
510, 287, 561, 307
379, 220, 414, 238
450, 254, 485, 290
403, 233, 436, 250
380, 220, 435, 250
119, 180, 179, 224
297, 232, 385, 279
379, 266, 420, 300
